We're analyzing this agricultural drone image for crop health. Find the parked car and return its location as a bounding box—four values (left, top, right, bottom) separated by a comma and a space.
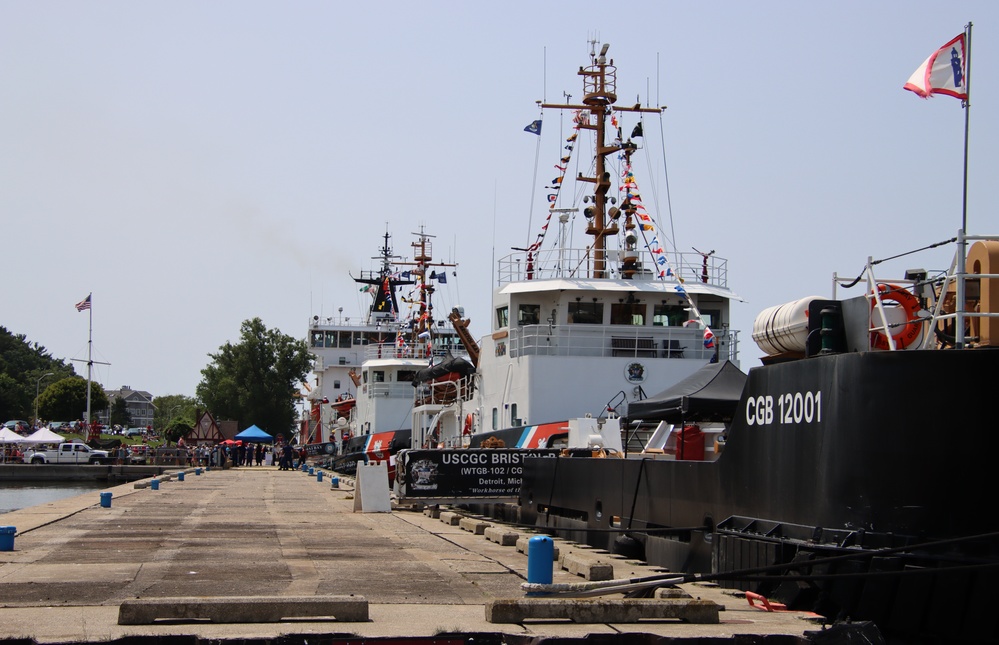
3, 420, 30, 434
124, 428, 145, 438
48, 421, 69, 432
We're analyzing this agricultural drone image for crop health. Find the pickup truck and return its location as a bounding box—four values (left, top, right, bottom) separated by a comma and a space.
25, 443, 111, 465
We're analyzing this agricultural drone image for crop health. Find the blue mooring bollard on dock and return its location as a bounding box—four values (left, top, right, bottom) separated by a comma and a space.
527, 535, 554, 585
330, 476, 339, 489
177, 471, 185, 482
0, 526, 16, 552
150, 479, 160, 491
308, 467, 315, 475
100, 492, 112, 508
195, 468, 202, 476
316, 470, 323, 483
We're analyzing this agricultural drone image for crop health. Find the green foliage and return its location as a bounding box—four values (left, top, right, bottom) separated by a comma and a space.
165, 422, 193, 443
109, 397, 132, 428
196, 318, 312, 437
0, 326, 77, 420
152, 393, 198, 430
37, 377, 110, 422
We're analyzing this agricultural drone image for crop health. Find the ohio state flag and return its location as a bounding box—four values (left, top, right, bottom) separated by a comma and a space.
904, 33, 967, 100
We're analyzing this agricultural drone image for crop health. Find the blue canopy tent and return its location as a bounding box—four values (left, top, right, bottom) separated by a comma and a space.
233, 425, 274, 443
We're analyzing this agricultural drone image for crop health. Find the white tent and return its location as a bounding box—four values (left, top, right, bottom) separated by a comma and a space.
0, 427, 25, 463
22, 427, 66, 444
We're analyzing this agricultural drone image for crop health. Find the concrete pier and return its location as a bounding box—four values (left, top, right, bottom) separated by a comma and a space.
0, 466, 823, 642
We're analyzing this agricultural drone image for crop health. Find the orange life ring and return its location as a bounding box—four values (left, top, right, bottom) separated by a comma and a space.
462, 414, 473, 436
870, 283, 922, 350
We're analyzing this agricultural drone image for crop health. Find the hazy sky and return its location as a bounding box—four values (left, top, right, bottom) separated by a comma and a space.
3, 1, 996, 398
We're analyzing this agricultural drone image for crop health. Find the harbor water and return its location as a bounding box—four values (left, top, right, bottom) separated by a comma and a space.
0, 481, 108, 514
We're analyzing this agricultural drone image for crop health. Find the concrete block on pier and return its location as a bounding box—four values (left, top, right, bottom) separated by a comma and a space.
459, 517, 490, 534
484, 526, 519, 546
485, 597, 720, 624
439, 511, 461, 526
118, 595, 369, 625
560, 552, 614, 581
516, 536, 559, 560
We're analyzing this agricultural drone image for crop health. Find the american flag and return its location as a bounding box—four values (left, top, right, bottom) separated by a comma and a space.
75, 295, 91, 312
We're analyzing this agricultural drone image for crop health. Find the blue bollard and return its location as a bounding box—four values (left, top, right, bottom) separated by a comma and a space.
308, 467, 315, 475
316, 470, 323, 483
527, 535, 554, 585
177, 471, 185, 482
195, 468, 202, 476
0, 526, 15, 552
100, 492, 112, 508
150, 479, 160, 491
330, 476, 339, 489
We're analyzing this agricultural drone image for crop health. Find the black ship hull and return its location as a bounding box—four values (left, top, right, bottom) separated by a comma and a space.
518, 349, 999, 641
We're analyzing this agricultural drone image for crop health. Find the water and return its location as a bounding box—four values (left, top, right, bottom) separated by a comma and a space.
0, 481, 108, 515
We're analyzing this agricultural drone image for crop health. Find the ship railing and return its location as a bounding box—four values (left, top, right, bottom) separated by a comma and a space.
363, 382, 413, 399
363, 341, 467, 361
506, 324, 738, 362
834, 230, 999, 350
496, 248, 729, 288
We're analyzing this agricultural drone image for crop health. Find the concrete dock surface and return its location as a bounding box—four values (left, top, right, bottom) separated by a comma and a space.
0, 465, 832, 643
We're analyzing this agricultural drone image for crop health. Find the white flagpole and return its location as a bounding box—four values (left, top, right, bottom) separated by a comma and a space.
86, 293, 93, 435
956, 21, 972, 348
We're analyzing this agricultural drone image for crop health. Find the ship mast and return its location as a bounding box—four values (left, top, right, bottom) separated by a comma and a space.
396, 227, 457, 337
540, 42, 664, 278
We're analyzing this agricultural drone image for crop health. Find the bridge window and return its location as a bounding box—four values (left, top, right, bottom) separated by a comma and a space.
518, 304, 540, 325
496, 306, 509, 329
653, 304, 687, 327
610, 302, 645, 325
568, 301, 604, 324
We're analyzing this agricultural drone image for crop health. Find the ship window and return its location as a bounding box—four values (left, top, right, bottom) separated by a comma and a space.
338, 333, 351, 348
492, 408, 498, 431
518, 304, 540, 325
362, 370, 368, 384
700, 310, 719, 327
610, 302, 645, 325
496, 306, 509, 329
353, 332, 366, 345
653, 304, 687, 327
333, 380, 341, 389
372, 370, 385, 383
324, 331, 337, 348
510, 403, 518, 426
397, 370, 416, 383
310, 332, 324, 347
568, 301, 604, 324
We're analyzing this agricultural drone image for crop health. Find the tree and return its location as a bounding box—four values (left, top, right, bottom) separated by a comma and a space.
109, 397, 132, 428
152, 394, 198, 430
196, 318, 312, 437
37, 377, 110, 423
164, 422, 193, 444
0, 326, 77, 420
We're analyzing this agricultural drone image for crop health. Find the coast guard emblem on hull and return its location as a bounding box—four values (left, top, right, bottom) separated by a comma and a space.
409, 459, 439, 490
625, 362, 646, 383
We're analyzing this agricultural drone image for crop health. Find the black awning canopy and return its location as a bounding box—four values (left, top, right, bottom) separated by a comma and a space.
626, 360, 747, 423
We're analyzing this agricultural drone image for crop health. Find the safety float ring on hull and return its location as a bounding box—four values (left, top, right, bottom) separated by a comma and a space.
463, 413, 474, 436
870, 283, 922, 350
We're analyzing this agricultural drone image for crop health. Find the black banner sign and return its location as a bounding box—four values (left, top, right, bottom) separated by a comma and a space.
396, 448, 560, 499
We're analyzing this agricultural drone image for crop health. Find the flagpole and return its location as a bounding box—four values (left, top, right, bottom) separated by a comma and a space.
956, 22, 972, 348
86, 293, 93, 433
